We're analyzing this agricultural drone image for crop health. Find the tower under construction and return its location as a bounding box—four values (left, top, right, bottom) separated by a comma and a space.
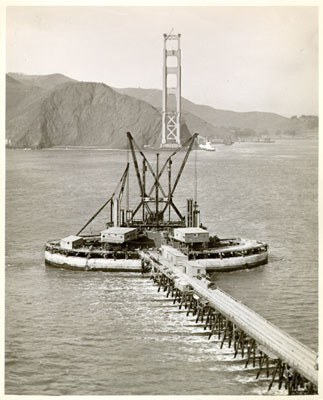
161, 33, 182, 148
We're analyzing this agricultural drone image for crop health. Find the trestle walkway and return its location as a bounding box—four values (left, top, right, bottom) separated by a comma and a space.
142, 251, 318, 395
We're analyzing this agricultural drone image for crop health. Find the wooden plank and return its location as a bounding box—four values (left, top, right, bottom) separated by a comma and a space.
147, 252, 318, 386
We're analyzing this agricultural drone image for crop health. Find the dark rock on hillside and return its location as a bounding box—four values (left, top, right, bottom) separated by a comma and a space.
6, 75, 165, 149
6, 73, 317, 149
6, 75, 48, 122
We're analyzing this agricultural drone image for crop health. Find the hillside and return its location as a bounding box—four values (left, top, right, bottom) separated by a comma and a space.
6, 75, 170, 148
114, 87, 317, 138
7, 72, 76, 90
6, 75, 48, 122
6, 73, 317, 149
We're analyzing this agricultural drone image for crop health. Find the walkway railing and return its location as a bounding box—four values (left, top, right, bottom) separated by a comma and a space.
144, 251, 318, 395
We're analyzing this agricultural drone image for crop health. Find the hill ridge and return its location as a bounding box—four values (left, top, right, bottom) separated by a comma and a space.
6, 73, 317, 148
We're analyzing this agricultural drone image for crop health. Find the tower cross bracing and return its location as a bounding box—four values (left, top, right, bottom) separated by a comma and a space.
161, 33, 182, 148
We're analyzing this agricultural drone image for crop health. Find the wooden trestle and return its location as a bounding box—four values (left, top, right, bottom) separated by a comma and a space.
142, 251, 318, 395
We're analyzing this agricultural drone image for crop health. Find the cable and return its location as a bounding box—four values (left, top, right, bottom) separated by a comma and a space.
194, 137, 198, 202
126, 138, 129, 210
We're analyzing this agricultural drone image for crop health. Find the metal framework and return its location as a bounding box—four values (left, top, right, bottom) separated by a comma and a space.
161, 33, 182, 148
76, 132, 198, 234
76, 163, 129, 236
127, 131, 198, 230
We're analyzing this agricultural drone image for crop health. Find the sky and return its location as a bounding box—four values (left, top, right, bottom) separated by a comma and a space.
5, 5, 318, 116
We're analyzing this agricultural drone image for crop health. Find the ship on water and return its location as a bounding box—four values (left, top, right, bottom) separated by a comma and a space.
45, 32, 268, 273
199, 140, 216, 151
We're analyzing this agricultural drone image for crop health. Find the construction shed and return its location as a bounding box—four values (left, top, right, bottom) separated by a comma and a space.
101, 227, 138, 244
60, 235, 84, 250
186, 263, 206, 277
173, 227, 209, 244
161, 245, 188, 269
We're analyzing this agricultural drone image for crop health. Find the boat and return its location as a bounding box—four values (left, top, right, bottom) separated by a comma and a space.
199, 140, 216, 151
44, 132, 268, 273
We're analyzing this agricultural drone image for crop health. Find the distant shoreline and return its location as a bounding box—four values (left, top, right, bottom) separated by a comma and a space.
5, 146, 129, 151
5, 137, 318, 151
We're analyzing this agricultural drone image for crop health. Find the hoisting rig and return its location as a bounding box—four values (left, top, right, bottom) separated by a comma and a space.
77, 132, 201, 236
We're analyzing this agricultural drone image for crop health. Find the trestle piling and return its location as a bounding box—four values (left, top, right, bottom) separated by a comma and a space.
142, 250, 318, 395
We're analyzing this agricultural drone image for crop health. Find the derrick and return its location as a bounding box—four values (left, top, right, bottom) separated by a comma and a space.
126, 131, 199, 230
76, 131, 199, 235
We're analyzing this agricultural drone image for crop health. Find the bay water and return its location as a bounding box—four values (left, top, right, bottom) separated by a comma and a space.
5, 140, 318, 395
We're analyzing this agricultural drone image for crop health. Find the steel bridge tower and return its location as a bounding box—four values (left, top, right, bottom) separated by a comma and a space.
161, 33, 182, 148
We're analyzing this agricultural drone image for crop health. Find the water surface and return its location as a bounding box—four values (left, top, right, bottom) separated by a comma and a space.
5, 140, 318, 395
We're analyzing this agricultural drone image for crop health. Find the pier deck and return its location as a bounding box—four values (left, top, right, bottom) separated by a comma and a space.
145, 250, 318, 390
